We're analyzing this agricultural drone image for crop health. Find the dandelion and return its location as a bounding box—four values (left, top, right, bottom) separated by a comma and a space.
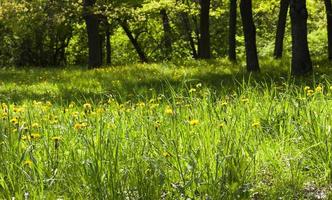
83, 103, 92, 110
31, 123, 40, 129
241, 98, 249, 103
221, 101, 228, 106
307, 89, 314, 96
252, 122, 261, 128
162, 151, 172, 158
304, 86, 310, 92
10, 117, 18, 125
31, 133, 41, 140
74, 122, 88, 130
165, 107, 174, 115
189, 88, 197, 93
22, 135, 31, 141
315, 85, 323, 93
189, 119, 199, 126
23, 160, 33, 167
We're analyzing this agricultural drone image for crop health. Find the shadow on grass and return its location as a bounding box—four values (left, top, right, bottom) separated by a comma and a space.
0, 58, 330, 104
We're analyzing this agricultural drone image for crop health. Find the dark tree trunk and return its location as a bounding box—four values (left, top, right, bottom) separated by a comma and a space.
106, 25, 111, 65
325, 0, 332, 60
160, 9, 172, 59
83, 0, 102, 68
290, 0, 312, 75
228, 0, 237, 61
180, 12, 198, 59
240, 0, 260, 72
198, 0, 211, 59
120, 21, 148, 63
274, 0, 290, 59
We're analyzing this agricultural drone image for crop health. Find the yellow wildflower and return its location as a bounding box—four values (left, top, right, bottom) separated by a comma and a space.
31, 123, 40, 129
241, 98, 249, 103
304, 86, 310, 92
31, 133, 41, 140
23, 160, 33, 167
189, 119, 199, 126
307, 90, 314, 96
252, 122, 261, 128
315, 85, 323, 93
189, 88, 197, 93
162, 152, 172, 158
10, 117, 18, 125
74, 122, 88, 130
83, 103, 92, 110
165, 107, 174, 115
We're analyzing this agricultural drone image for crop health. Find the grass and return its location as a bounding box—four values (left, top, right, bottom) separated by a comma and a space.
1, 58, 332, 199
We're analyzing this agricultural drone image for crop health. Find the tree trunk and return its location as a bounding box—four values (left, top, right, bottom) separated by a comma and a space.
228, 0, 237, 61
274, 0, 290, 59
83, 0, 102, 68
106, 25, 111, 65
180, 12, 198, 59
160, 9, 172, 59
120, 21, 148, 63
290, 0, 312, 75
240, 0, 260, 72
198, 0, 211, 59
325, 0, 332, 60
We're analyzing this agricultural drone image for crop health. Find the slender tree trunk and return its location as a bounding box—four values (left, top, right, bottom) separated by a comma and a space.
325, 0, 332, 60
160, 9, 172, 59
274, 0, 290, 59
83, 0, 102, 68
290, 0, 312, 75
228, 0, 237, 61
180, 12, 198, 59
240, 0, 260, 72
106, 25, 111, 65
198, 0, 211, 59
120, 21, 148, 63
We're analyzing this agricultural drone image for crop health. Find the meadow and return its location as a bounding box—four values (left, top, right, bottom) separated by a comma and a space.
2, 59, 332, 199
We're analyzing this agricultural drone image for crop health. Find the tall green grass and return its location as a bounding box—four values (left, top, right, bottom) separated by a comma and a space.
1, 59, 332, 199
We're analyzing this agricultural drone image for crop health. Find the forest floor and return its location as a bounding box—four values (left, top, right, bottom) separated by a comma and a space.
2, 58, 332, 199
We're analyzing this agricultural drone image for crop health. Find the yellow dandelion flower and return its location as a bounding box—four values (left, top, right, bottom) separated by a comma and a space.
241, 98, 249, 103
252, 122, 261, 128
315, 85, 323, 93
221, 101, 228, 106
22, 135, 31, 141
307, 89, 314, 96
165, 107, 174, 115
31, 123, 40, 129
162, 151, 172, 158
189, 88, 197, 93
304, 86, 310, 92
10, 117, 18, 125
83, 103, 92, 110
189, 119, 199, 126
31, 133, 41, 140
23, 160, 33, 167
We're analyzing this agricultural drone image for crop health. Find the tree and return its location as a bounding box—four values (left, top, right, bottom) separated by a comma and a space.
83, 0, 103, 68
228, 0, 237, 62
160, 8, 173, 59
240, 0, 260, 72
290, 0, 312, 75
325, 0, 332, 60
198, 0, 211, 59
274, 0, 290, 59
